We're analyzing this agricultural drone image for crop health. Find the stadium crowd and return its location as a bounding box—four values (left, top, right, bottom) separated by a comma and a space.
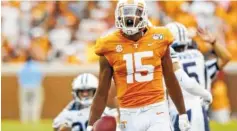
1, 1, 237, 64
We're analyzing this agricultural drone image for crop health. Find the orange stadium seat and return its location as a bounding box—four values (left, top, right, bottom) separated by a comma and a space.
211, 79, 230, 111
175, 12, 197, 28
31, 36, 51, 60
67, 55, 81, 64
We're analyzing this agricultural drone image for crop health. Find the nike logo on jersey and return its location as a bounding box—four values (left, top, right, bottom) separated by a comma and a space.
156, 112, 164, 115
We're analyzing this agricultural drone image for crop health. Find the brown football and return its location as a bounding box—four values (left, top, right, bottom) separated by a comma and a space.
93, 116, 117, 131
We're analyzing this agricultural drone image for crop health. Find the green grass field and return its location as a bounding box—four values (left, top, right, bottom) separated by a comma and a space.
1, 120, 237, 131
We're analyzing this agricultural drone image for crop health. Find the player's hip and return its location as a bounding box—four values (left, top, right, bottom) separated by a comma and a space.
119, 101, 172, 131
120, 100, 170, 117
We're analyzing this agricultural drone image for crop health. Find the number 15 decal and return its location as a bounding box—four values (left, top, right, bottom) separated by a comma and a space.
123, 51, 155, 84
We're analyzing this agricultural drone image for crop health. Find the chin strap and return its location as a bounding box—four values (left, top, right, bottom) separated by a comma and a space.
122, 27, 139, 35
141, 27, 147, 36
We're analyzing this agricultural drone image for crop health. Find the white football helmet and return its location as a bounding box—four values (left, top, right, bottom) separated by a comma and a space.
115, 0, 148, 35
166, 22, 192, 49
72, 73, 98, 107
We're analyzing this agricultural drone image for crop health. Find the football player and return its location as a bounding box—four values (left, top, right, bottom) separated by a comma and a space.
87, 0, 190, 131
53, 73, 98, 131
53, 73, 120, 131
106, 47, 213, 131
197, 25, 232, 128
166, 22, 231, 131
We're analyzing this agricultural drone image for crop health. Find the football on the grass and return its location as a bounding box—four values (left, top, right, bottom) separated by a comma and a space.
93, 116, 117, 131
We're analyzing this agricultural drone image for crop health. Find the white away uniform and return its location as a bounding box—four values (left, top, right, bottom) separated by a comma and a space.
169, 49, 218, 131
53, 100, 119, 131
53, 101, 90, 131
205, 58, 219, 92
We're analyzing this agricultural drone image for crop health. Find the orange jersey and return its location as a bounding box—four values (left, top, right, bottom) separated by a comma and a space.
95, 26, 173, 108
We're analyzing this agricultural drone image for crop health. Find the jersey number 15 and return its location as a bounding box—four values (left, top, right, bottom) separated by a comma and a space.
123, 51, 155, 84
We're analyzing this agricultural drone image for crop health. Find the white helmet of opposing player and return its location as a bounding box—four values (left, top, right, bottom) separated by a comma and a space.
72, 73, 98, 107
166, 22, 192, 48
115, 0, 148, 35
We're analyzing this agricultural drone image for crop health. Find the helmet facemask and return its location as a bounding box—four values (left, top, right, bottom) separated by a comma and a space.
171, 41, 190, 52
115, 4, 148, 35
72, 88, 96, 107
71, 73, 98, 108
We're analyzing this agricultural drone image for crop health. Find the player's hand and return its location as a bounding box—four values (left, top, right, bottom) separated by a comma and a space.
202, 92, 213, 106
197, 27, 216, 45
179, 114, 191, 131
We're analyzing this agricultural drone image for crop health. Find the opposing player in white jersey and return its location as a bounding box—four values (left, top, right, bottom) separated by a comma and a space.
166, 22, 231, 131
196, 27, 231, 92
53, 73, 98, 131
196, 26, 232, 125
53, 73, 120, 131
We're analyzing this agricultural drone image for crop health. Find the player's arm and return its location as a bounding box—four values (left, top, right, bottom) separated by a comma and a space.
162, 48, 186, 115
212, 41, 231, 69
53, 111, 72, 131
107, 83, 117, 108
163, 48, 191, 130
172, 62, 212, 103
88, 56, 113, 127
197, 27, 232, 69
106, 85, 120, 123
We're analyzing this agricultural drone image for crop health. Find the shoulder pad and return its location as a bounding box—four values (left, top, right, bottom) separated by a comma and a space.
94, 30, 119, 56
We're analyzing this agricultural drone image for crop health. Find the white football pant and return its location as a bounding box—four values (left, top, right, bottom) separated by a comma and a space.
119, 101, 173, 131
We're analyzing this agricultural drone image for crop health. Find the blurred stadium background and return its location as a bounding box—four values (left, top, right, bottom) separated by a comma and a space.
1, 0, 237, 131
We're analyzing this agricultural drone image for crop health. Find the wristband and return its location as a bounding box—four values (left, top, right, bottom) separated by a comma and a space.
179, 114, 189, 120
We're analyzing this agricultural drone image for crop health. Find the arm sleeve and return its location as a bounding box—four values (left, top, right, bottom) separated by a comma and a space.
174, 68, 211, 100
166, 28, 174, 45
205, 58, 219, 80
94, 38, 105, 56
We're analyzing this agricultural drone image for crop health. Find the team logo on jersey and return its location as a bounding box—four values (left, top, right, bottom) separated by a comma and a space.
119, 121, 127, 129
116, 45, 123, 52
153, 34, 164, 40
134, 43, 139, 48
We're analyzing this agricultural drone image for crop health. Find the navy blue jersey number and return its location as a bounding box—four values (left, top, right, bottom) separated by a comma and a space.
183, 62, 200, 83
72, 121, 88, 131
